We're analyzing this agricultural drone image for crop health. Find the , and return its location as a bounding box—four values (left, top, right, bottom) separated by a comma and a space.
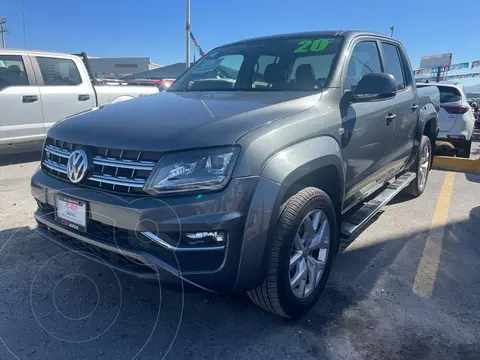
31, 30, 440, 318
